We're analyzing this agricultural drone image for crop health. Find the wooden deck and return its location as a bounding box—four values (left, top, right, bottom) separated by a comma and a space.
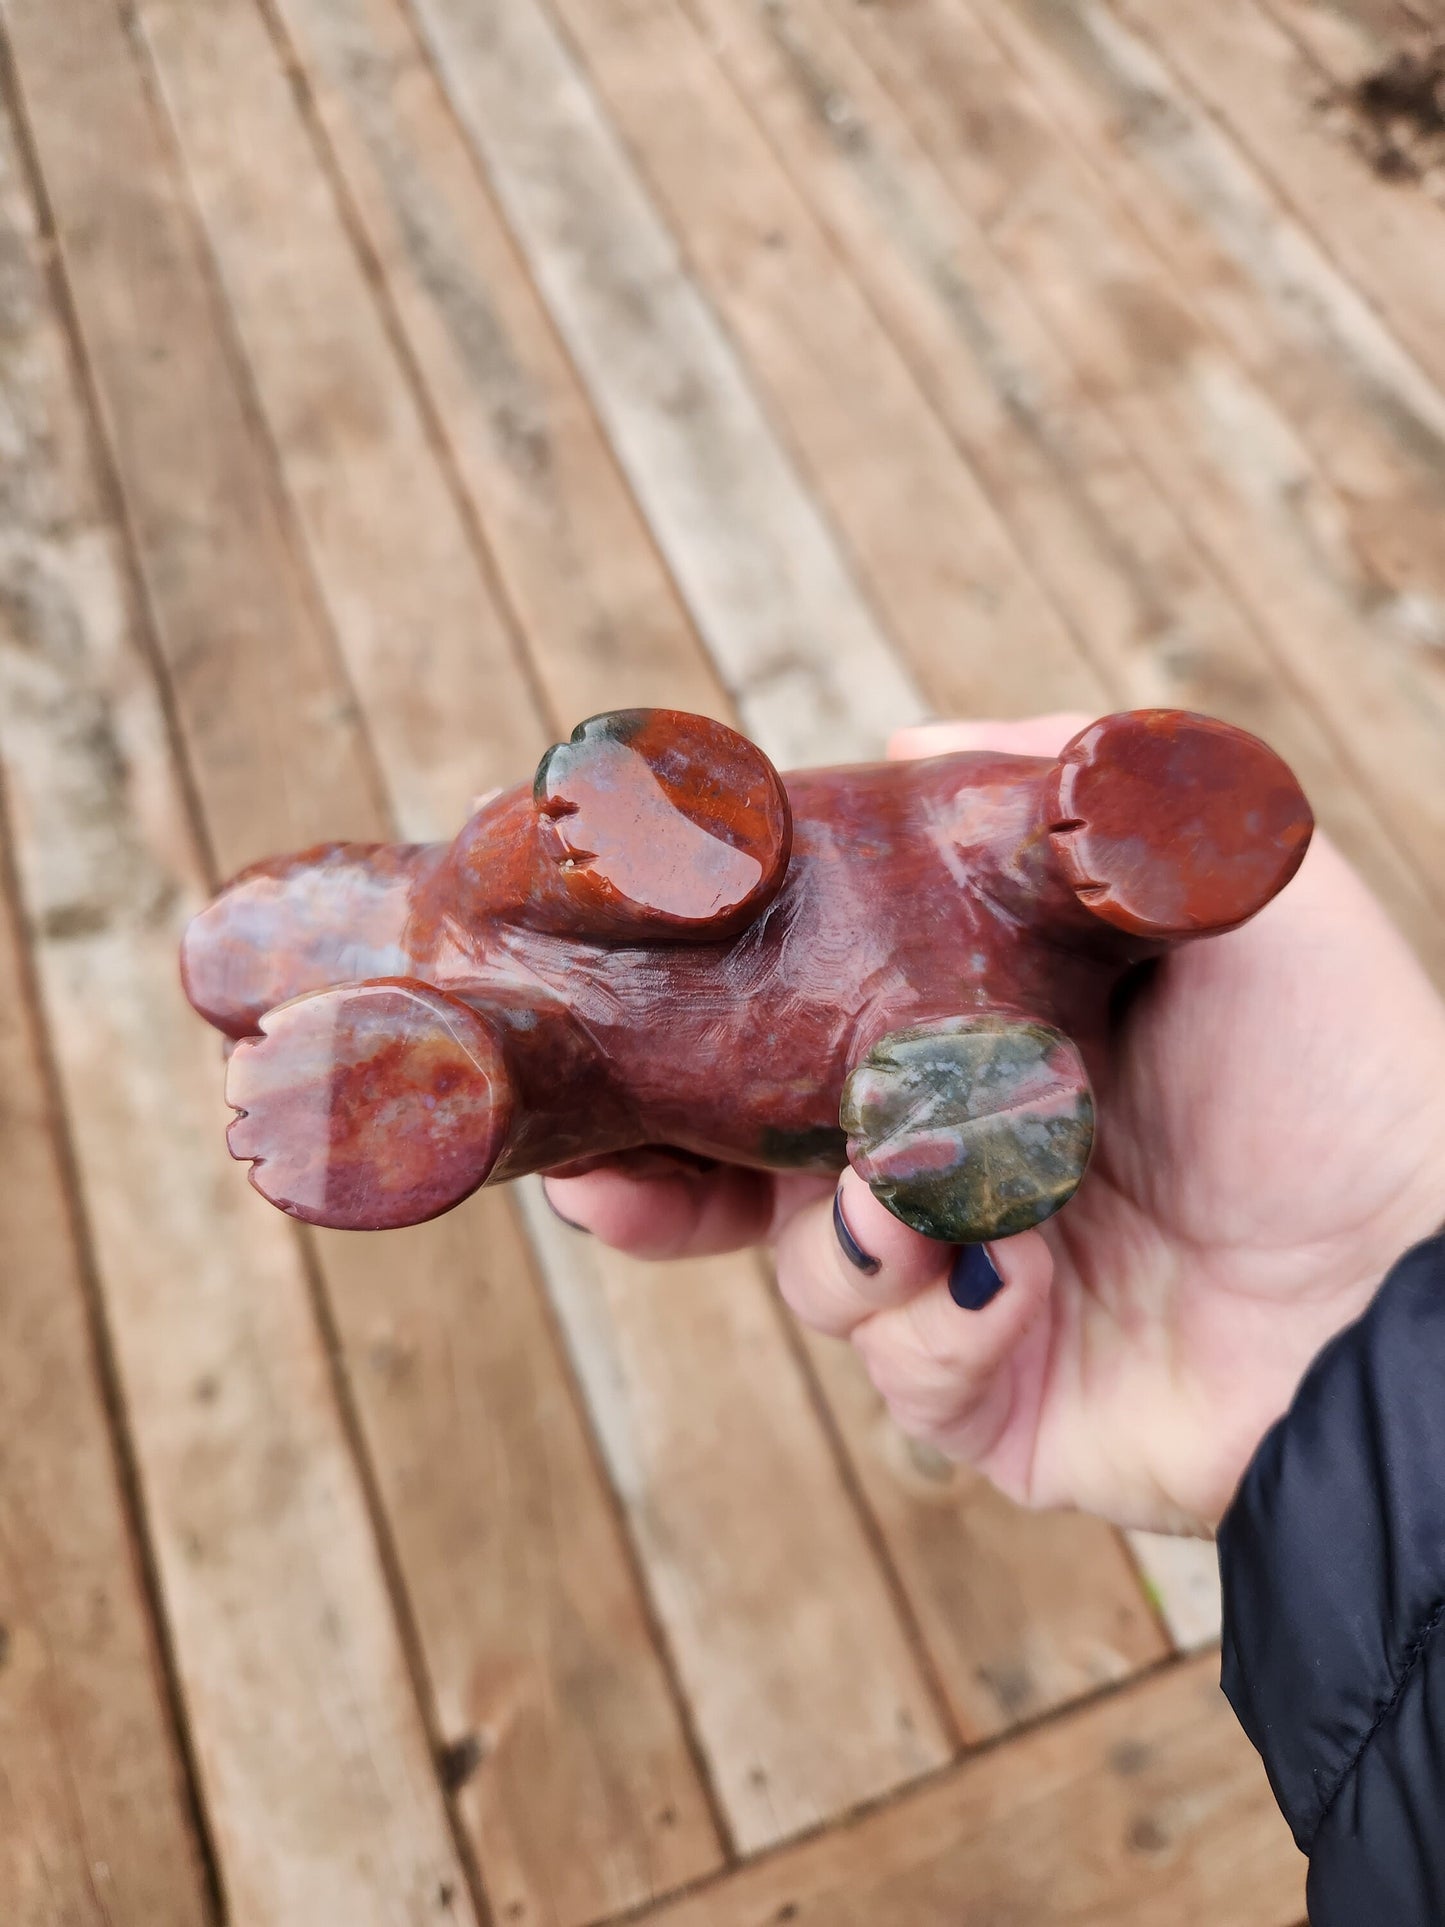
2, 0, 1444, 1917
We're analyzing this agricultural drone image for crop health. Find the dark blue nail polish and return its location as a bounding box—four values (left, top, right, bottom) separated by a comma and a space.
949, 1243, 1002, 1310
833, 1191, 881, 1275
543, 1186, 589, 1234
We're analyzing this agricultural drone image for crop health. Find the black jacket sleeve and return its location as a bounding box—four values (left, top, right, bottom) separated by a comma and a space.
1219, 1231, 1445, 1925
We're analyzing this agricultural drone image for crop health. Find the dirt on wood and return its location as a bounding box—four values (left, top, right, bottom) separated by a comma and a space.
1321, 36, 1445, 197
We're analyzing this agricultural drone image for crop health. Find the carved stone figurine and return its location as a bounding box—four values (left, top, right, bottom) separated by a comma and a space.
180, 708, 1312, 1244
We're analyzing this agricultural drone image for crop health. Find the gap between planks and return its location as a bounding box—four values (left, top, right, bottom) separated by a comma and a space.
601, 1652, 1302, 1927
0, 767, 218, 1922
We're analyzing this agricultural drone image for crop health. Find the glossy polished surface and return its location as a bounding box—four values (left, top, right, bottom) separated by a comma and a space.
226, 981, 512, 1232
181, 707, 1313, 1240
1044, 710, 1312, 939
534, 710, 791, 935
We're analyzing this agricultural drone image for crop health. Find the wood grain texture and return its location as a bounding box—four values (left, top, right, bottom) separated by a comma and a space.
264, 0, 725, 730
3, 0, 1422, 1907
316, 1201, 723, 1922
986, 0, 1445, 622
0, 872, 209, 1927
811, 0, 1445, 911
680, 0, 1267, 704
641, 1653, 1304, 1927
516, 1194, 951, 1851
1149, 0, 1445, 404
801, 1333, 1166, 1738
0, 0, 381, 865
2, 2, 729, 1917
0, 140, 211, 1903
131, 0, 541, 845
528, 0, 1105, 717
0, 31, 480, 1916
404, 0, 928, 766
962, 0, 1445, 935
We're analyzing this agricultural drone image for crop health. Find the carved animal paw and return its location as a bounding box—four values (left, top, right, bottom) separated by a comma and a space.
842, 1015, 1095, 1243
225, 979, 512, 1230
1044, 710, 1312, 940
532, 709, 792, 938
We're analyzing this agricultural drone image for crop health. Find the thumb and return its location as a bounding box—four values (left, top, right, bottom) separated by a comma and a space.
849, 1228, 1055, 1473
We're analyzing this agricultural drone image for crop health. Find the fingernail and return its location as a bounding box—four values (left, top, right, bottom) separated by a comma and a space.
833, 1189, 881, 1275
949, 1243, 1002, 1310
543, 1184, 590, 1235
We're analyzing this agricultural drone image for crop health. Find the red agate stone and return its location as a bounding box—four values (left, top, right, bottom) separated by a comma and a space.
181, 708, 1312, 1241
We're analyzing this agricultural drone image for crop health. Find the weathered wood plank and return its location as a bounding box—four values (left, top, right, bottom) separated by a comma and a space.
681, 0, 1444, 981
958, 0, 1445, 839
0, 0, 381, 864
123, 0, 729, 1901
680, 0, 1248, 701
811, 0, 1445, 910
0, 27, 481, 1917
642, 1653, 1304, 1927
986, 0, 1445, 614
1127, 1533, 1225, 1651
263, 0, 1176, 1705
518, 1196, 952, 1851
403, 0, 930, 765
0, 851, 210, 1927
0, 135, 212, 1908
318, 1201, 724, 1922
264, 0, 724, 731
4, 1, 729, 1916
132, 0, 542, 845
800, 1333, 1167, 1738
1133, 0, 1445, 409
7, 827, 479, 1927
510, 0, 1103, 716
697, 0, 1444, 950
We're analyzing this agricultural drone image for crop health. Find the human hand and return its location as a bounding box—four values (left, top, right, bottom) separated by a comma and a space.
544, 717, 1445, 1535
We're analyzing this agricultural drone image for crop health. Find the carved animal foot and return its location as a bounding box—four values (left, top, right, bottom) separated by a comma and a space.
841, 1015, 1095, 1243
1044, 710, 1312, 941
532, 709, 792, 938
225, 979, 513, 1230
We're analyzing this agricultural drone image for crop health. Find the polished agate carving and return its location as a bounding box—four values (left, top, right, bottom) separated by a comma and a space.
180, 708, 1312, 1243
